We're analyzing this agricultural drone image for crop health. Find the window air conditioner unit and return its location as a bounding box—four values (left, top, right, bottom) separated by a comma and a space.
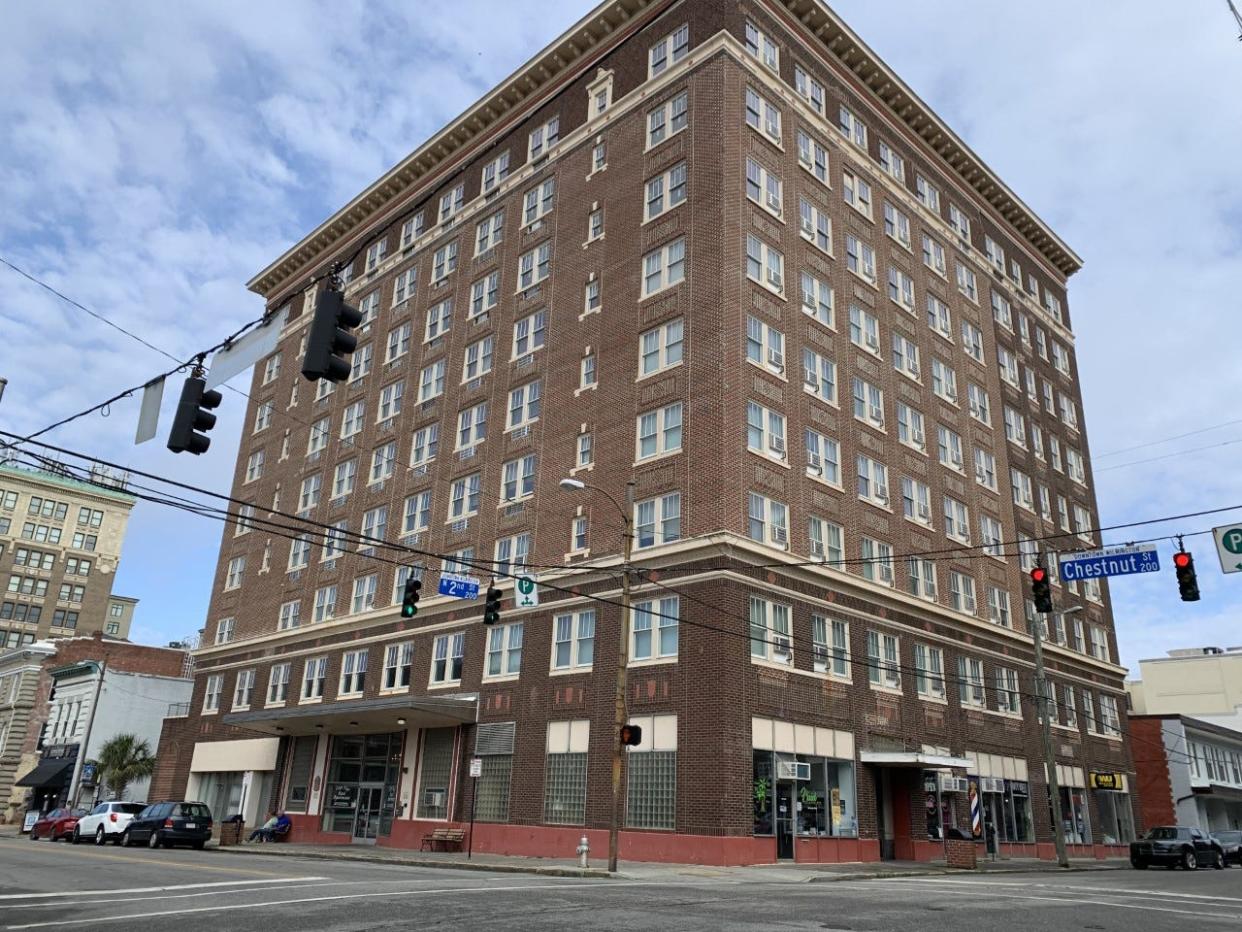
777, 760, 812, 781
912, 429, 926, 446
771, 526, 789, 547
909, 363, 921, 379
807, 453, 823, 475
917, 503, 931, 522
773, 635, 793, 660
980, 777, 1006, 794
939, 775, 970, 794
767, 348, 785, 372
865, 335, 880, 352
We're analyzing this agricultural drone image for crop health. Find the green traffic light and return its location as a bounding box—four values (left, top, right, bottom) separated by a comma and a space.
402, 604, 416, 618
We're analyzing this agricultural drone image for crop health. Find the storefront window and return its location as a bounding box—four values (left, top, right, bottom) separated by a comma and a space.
1057, 786, 1091, 844
753, 751, 775, 835
1006, 782, 1033, 842
1095, 791, 1135, 844
752, 750, 856, 837
323, 733, 403, 834
200, 772, 244, 822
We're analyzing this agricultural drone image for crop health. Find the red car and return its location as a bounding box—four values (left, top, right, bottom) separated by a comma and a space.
29, 807, 87, 841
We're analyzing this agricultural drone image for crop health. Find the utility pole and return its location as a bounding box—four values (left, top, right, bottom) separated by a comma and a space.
1033, 557, 1069, 868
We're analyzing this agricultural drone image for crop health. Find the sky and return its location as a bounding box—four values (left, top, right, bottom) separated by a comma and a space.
1, 1, 1239, 672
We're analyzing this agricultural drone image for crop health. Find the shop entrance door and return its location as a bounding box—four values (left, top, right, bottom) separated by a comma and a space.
775, 782, 796, 860
352, 786, 384, 845
875, 768, 895, 860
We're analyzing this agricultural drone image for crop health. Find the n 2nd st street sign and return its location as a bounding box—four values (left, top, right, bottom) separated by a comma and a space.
1058, 544, 1160, 581
438, 574, 480, 600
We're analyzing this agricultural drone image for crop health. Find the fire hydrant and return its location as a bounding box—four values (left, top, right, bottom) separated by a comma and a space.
576, 834, 590, 868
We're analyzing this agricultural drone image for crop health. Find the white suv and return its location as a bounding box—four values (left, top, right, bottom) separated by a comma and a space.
73, 801, 147, 845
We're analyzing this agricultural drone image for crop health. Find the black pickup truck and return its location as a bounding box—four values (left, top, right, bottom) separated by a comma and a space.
1130, 826, 1225, 870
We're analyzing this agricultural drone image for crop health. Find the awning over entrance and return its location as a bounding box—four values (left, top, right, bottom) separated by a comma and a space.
860, 750, 972, 770
15, 758, 73, 788
1193, 782, 1242, 803
222, 693, 478, 736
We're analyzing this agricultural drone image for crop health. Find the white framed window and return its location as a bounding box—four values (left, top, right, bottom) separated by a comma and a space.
468, 271, 500, 319
1003, 405, 1027, 448
437, 184, 464, 225
802, 347, 837, 405
914, 644, 945, 700
744, 20, 779, 70
744, 86, 782, 144
462, 335, 494, 383
636, 403, 683, 461
225, 556, 245, 591
571, 514, 589, 553
642, 237, 686, 297
842, 169, 872, 219
583, 278, 601, 316
958, 657, 986, 708
838, 105, 867, 147
949, 571, 977, 615
798, 197, 833, 253
639, 318, 684, 377
528, 116, 560, 161
896, 402, 926, 453
365, 238, 388, 273
351, 574, 378, 615
1059, 393, 1079, 431
960, 321, 984, 362
456, 401, 488, 450
410, 423, 439, 470
261, 353, 281, 385
253, 400, 273, 433
915, 174, 940, 212
360, 505, 388, 547
892, 334, 921, 380
646, 161, 688, 221
867, 630, 901, 689
744, 157, 783, 219
808, 515, 844, 565
518, 241, 552, 290
506, 380, 541, 430
431, 241, 459, 284
1010, 467, 1034, 511
587, 207, 604, 241
980, 514, 1003, 558
512, 309, 547, 359
845, 234, 876, 284
418, 359, 446, 402
386, 322, 412, 363
474, 210, 504, 258
297, 656, 329, 702
966, 383, 991, 427
522, 178, 555, 228
369, 442, 396, 484
449, 473, 482, 520
485, 623, 524, 679
888, 267, 915, 312
878, 141, 906, 181
377, 381, 404, 422
1066, 447, 1087, 486
494, 532, 532, 576
851, 376, 885, 429
746, 401, 787, 462
500, 454, 537, 503
266, 664, 291, 705
938, 425, 965, 472
402, 491, 431, 536
848, 304, 880, 355
634, 492, 680, 549
907, 558, 937, 601
203, 674, 223, 713
305, 416, 330, 456
996, 345, 1019, 387
749, 596, 793, 665
1051, 341, 1072, 377
744, 233, 784, 294
298, 474, 321, 512
799, 272, 833, 327
349, 343, 373, 383
991, 290, 1013, 330
340, 401, 364, 441
646, 90, 688, 147
745, 315, 785, 375
648, 23, 689, 77
926, 296, 953, 343
812, 616, 849, 677
931, 358, 958, 404
327, 463, 355, 505
987, 586, 1012, 628
631, 596, 679, 662
974, 448, 997, 491
881, 205, 912, 255
793, 64, 825, 114
984, 234, 1005, 272
214, 617, 235, 645
552, 610, 595, 671
944, 496, 970, 543
357, 290, 380, 327
576, 431, 593, 468
955, 262, 979, 303
948, 203, 971, 241
805, 429, 841, 485
856, 455, 889, 507
900, 477, 932, 527
479, 149, 510, 194
796, 129, 829, 183
244, 449, 265, 483
380, 641, 413, 691
400, 213, 425, 249
320, 522, 346, 562
996, 668, 1021, 716
431, 632, 466, 685
921, 233, 947, 277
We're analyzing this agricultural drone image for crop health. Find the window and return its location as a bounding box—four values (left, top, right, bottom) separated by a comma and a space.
1098, 694, 1121, 737
996, 668, 1021, 715
369, 442, 396, 484
1067, 447, 1087, 486
907, 558, 937, 601
583, 278, 601, 315
570, 515, 588, 553
808, 515, 844, 566
856, 455, 889, 507
587, 207, 604, 241
639, 318, 684, 376
262, 353, 281, 385
512, 309, 547, 359
332, 459, 357, 498
648, 23, 689, 77
800, 272, 834, 327
931, 358, 958, 404
203, 675, 223, 713
267, 664, 290, 705
955, 262, 979, 303
896, 402, 926, 453
544, 721, 589, 825
642, 154, 689, 218
851, 376, 885, 430
421, 300, 452, 344
225, 556, 245, 591
402, 491, 432, 536
914, 645, 945, 700
991, 291, 1013, 330
744, 87, 782, 144
500, 455, 537, 503
749, 596, 792, 664
949, 571, 977, 615
958, 657, 985, 708
921, 233, 947, 278
948, 203, 971, 241
438, 184, 464, 224
351, 574, 378, 615
245, 449, 265, 483
517, 242, 551, 290
212, 616, 236, 646
360, 506, 388, 548
377, 381, 404, 422
805, 429, 841, 485
987, 586, 1012, 628
340, 401, 364, 441
418, 359, 446, 402
974, 449, 997, 491
997, 346, 1019, 386
867, 631, 901, 689
1059, 393, 1079, 431
798, 197, 833, 253
634, 493, 681, 549
449, 473, 482, 520
1090, 626, 1111, 663
1051, 342, 1072, 377
641, 238, 686, 296
838, 105, 867, 147
848, 304, 880, 355
860, 537, 894, 586
888, 267, 915, 312
844, 234, 876, 284
528, 116, 560, 161
431, 632, 465, 685
300, 657, 327, 701
1010, 467, 1034, 511
877, 141, 905, 181
484, 623, 524, 679
386, 322, 412, 363
381, 642, 414, 691
276, 599, 302, 633
968, 383, 991, 425
842, 169, 872, 219
232, 669, 255, 709
631, 596, 678, 661
802, 348, 837, 404
901, 477, 932, 526
960, 320, 984, 362
321, 522, 346, 561
576, 431, 593, 468
796, 129, 829, 183
747, 492, 790, 547
552, 611, 595, 671
744, 158, 783, 219
506, 380, 541, 430
456, 401, 488, 450
364, 238, 388, 273
984, 234, 1005, 272
463, 335, 494, 382
944, 496, 970, 543
744, 20, 779, 69
431, 241, 459, 284
745, 234, 784, 294
980, 514, 1003, 558
745, 315, 785, 375
1002, 406, 1027, 449
481, 152, 510, 194
400, 213, 425, 248
646, 90, 688, 147
793, 63, 825, 113
636, 403, 683, 461
522, 178, 555, 227
253, 399, 273, 433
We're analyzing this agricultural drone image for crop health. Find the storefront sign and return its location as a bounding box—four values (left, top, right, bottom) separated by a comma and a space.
331, 785, 358, 808
830, 788, 841, 828
23, 810, 38, 832
1089, 771, 1122, 790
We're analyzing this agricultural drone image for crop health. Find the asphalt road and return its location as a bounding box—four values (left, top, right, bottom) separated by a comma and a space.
3, 835, 1242, 931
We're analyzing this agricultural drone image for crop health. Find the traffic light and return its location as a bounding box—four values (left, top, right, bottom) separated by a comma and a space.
167, 375, 223, 455
620, 724, 643, 747
401, 576, 422, 618
483, 587, 502, 625
1174, 550, 1200, 602
302, 286, 362, 383
1030, 566, 1053, 614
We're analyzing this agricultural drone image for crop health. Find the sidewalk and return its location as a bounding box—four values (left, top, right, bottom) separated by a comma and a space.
212, 840, 1128, 882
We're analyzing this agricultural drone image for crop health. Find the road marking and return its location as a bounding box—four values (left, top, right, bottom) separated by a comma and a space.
878, 876, 1242, 902
0, 839, 298, 878
0, 877, 328, 902
2, 879, 442, 911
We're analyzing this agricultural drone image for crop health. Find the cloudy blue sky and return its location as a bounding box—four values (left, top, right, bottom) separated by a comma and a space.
1, 1, 1239, 670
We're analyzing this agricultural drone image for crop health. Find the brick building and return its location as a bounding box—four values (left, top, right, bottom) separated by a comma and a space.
153, 0, 1136, 863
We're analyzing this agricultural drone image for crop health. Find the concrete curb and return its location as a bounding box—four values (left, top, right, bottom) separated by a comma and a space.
212, 844, 612, 879
806, 864, 1128, 883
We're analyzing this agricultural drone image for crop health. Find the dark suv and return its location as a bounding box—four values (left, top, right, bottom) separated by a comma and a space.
121, 801, 213, 850
1131, 826, 1224, 870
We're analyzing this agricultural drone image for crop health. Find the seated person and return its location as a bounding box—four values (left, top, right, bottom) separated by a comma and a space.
248, 811, 280, 843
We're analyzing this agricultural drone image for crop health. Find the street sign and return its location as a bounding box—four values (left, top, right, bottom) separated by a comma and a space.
1212, 524, 1242, 574
1058, 544, 1160, 582
438, 573, 480, 600
469, 757, 483, 778
514, 574, 539, 607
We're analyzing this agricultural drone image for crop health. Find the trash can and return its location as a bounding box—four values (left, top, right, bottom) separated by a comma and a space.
218, 815, 245, 847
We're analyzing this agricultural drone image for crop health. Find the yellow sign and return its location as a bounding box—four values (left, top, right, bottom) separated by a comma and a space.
1089, 771, 1122, 790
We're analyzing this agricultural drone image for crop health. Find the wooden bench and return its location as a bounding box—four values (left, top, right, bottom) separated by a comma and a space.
420, 828, 466, 852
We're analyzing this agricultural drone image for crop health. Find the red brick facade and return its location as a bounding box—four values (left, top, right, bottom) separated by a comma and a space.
1129, 715, 1174, 829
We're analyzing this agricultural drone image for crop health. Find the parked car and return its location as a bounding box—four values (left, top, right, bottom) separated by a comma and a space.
28, 807, 87, 841
1130, 826, 1225, 870
121, 801, 213, 850
1213, 830, 1242, 867
72, 801, 147, 845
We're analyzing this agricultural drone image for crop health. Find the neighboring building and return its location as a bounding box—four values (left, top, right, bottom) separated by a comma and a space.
0, 633, 189, 822
0, 462, 136, 645
1131, 714, 1242, 833
104, 596, 139, 640
154, 0, 1133, 863
1128, 646, 1242, 726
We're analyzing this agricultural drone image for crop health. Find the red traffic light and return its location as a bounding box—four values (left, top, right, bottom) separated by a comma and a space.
1030, 567, 1047, 583
1174, 552, 1191, 569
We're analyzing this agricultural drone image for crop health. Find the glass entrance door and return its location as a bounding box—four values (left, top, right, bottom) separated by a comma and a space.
353, 786, 383, 844
775, 782, 795, 860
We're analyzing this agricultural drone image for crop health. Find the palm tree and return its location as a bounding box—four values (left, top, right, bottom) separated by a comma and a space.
93, 734, 156, 801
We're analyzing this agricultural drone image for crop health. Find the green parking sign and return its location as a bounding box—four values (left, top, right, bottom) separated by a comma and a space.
1212, 525, 1242, 574
515, 575, 539, 607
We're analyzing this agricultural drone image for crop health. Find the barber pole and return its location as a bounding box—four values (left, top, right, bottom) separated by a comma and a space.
969, 780, 982, 838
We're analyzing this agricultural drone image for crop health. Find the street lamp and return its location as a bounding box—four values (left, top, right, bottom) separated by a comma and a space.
1033, 587, 1083, 871
561, 475, 635, 874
